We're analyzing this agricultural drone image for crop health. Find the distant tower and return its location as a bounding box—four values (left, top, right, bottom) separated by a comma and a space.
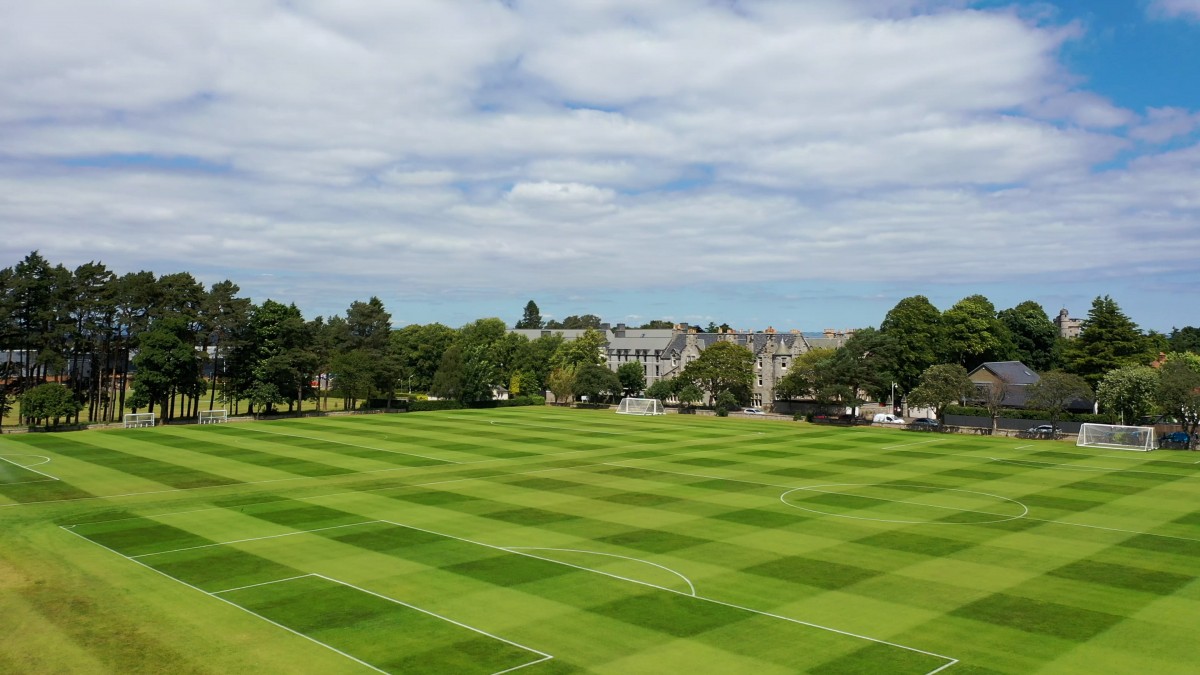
1054, 308, 1082, 339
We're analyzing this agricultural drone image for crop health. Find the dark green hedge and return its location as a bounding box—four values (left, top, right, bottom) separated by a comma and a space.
406, 396, 545, 412
408, 400, 465, 412
944, 405, 1114, 424
468, 396, 546, 408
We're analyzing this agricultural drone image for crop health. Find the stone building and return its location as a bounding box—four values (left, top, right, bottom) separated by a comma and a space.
1054, 308, 1082, 339
510, 323, 850, 410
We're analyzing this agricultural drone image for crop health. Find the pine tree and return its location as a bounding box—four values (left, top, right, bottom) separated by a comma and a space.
515, 300, 543, 329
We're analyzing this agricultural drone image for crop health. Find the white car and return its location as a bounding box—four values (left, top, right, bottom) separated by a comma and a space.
872, 413, 905, 425
743, 407, 765, 415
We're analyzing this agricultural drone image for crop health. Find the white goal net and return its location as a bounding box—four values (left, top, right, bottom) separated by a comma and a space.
199, 409, 228, 424
1077, 423, 1156, 452
124, 412, 156, 428
616, 397, 665, 416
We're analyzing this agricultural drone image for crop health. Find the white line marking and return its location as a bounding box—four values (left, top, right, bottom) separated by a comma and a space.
247, 427, 454, 464
0, 454, 53, 467
59, 463, 615, 526
59, 527, 393, 675
305, 573, 553, 673
212, 574, 318, 594
63, 527, 554, 675
0, 454, 59, 483
126, 521, 382, 559
779, 484, 1028, 525
880, 439, 945, 450
1023, 516, 1200, 542
503, 547, 697, 596
0, 451, 59, 478
2, 423, 771, 508
989, 457, 1190, 478
368, 520, 957, 671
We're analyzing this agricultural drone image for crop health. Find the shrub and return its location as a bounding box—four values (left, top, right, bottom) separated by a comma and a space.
408, 400, 465, 412
944, 405, 1116, 424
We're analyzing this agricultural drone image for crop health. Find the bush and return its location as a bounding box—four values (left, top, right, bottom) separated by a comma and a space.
714, 390, 737, 417
467, 396, 545, 409
407, 400, 465, 412
944, 405, 1116, 424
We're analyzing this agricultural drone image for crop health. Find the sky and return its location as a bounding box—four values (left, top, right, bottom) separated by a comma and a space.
2, 0, 1199, 333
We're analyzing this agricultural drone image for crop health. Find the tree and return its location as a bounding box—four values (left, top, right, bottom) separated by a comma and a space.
431, 345, 465, 402
345, 297, 392, 353
677, 383, 703, 410
392, 323, 456, 394
575, 363, 621, 403
1096, 365, 1159, 424
129, 317, 204, 421
1168, 326, 1200, 354
545, 314, 602, 329
977, 380, 1011, 434
714, 390, 737, 416
330, 349, 375, 408
203, 280, 251, 412
822, 328, 894, 415
226, 300, 315, 415
680, 341, 753, 404
1062, 296, 1152, 388
639, 320, 674, 329
879, 295, 943, 394
616, 362, 646, 398
998, 301, 1059, 372
18, 383, 82, 429
940, 295, 1014, 370
907, 364, 975, 422
552, 328, 607, 369
547, 366, 576, 405
774, 347, 837, 400
515, 300, 543, 329
1156, 355, 1200, 450
524, 333, 564, 393
1026, 371, 1093, 431
645, 377, 676, 402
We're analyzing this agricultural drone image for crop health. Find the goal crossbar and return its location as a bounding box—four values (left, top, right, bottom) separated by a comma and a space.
1076, 423, 1156, 452
616, 397, 665, 416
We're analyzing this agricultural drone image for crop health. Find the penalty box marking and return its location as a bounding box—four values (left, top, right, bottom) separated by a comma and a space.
0, 453, 59, 485
64, 517, 957, 675
61, 523, 552, 675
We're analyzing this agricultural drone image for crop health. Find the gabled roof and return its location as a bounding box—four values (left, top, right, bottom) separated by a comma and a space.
969, 361, 1040, 386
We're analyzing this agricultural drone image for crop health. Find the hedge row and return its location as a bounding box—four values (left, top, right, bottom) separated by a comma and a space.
406, 395, 547, 413
944, 405, 1114, 424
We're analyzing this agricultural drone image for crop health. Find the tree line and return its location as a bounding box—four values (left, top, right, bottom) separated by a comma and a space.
3, 253, 1197, 446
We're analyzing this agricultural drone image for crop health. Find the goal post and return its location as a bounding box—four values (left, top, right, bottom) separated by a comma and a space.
616, 397, 665, 416
1076, 423, 1156, 452
198, 409, 228, 424
123, 412, 156, 428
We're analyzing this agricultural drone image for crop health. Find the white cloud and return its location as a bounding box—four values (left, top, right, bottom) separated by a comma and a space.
1149, 0, 1200, 21
0, 0, 1196, 326
1131, 107, 1200, 143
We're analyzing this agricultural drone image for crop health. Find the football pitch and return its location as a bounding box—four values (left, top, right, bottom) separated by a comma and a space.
2, 408, 1199, 674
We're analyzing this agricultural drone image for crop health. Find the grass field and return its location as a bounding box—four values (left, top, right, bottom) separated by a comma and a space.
2, 407, 1199, 673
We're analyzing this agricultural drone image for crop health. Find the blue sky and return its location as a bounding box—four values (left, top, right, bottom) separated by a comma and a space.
2, 0, 1198, 333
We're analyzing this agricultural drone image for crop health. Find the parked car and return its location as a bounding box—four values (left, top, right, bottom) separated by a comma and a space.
872, 413, 906, 425
1160, 431, 1191, 449
1027, 424, 1059, 438
742, 407, 764, 415
910, 418, 940, 430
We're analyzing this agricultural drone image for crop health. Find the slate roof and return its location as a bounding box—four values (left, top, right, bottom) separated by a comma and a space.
970, 361, 1040, 386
